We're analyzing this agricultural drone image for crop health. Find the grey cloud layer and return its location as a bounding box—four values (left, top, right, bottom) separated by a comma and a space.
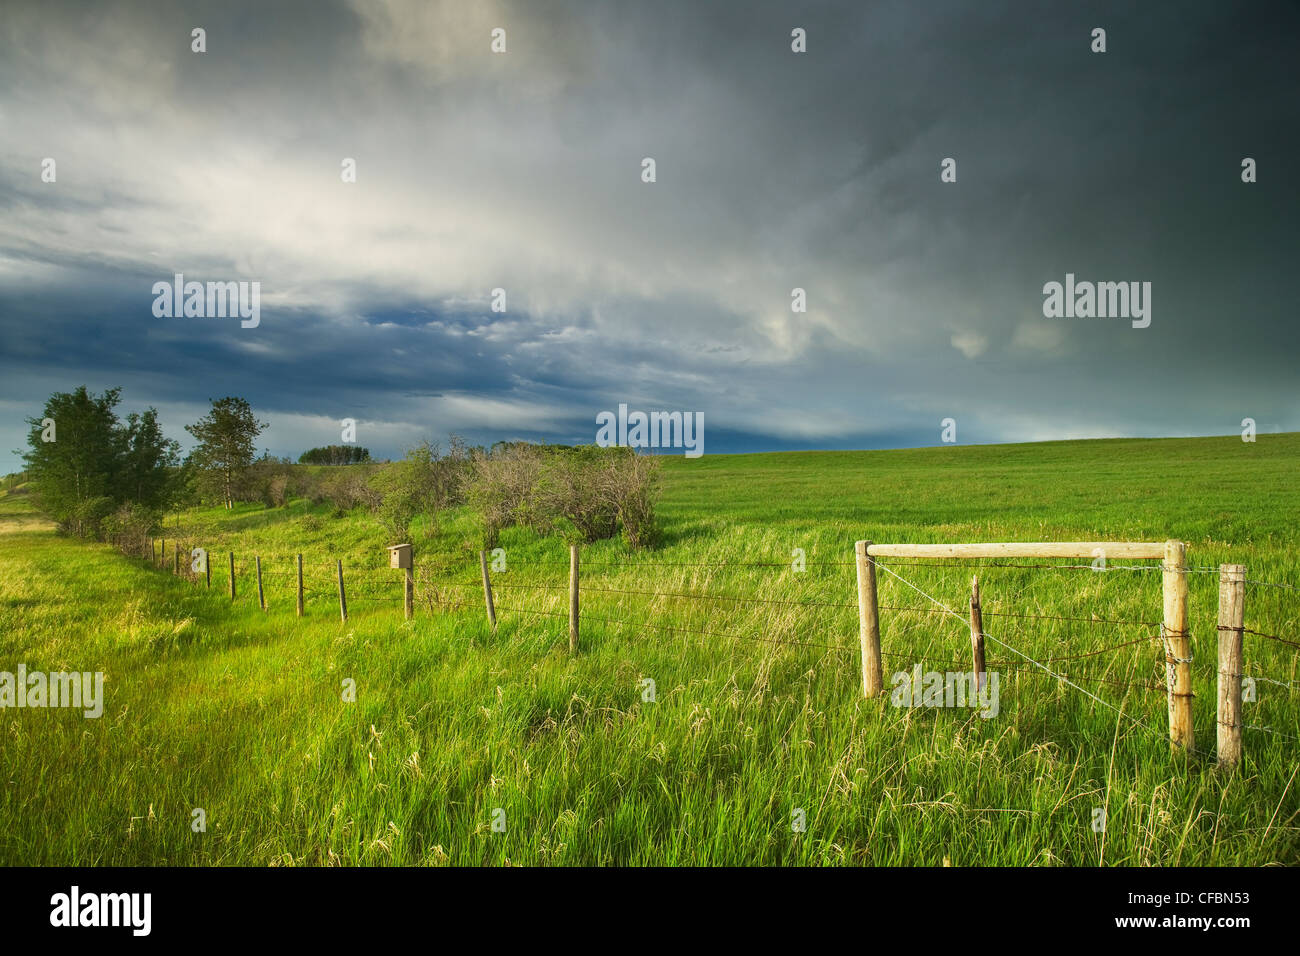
1, 0, 1297, 467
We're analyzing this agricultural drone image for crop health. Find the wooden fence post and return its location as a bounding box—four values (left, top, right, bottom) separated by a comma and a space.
1162, 539, 1194, 753
855, 540, 883, 698
296, 554, 304, 618
405, 563, 414, 621
479, 550, 496, 631
205, 548, 211, 588
569, 544, 580, 656
228, 552, 236, 601
337, 559, 348, 623
969, 575, 986, 692
1216, 564, 1246, 769
255, 555, 266, 611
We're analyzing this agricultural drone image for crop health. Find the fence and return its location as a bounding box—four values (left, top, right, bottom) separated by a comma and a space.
855, 540, 1193, 750
144, 534, 1298, 770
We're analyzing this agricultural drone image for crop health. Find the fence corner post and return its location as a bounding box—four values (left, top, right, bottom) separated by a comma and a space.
1216, 563, 1246, 769
855, 540, 883, 698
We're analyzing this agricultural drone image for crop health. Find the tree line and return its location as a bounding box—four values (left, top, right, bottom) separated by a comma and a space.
18, 389, 268, 550
298, 445, 371, 465
17, 386, 661, 553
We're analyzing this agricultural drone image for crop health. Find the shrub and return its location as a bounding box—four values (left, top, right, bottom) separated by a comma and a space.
606, 451, 661, 549
467, 443, 545, 547
64, 496, 115, 540
466, 443, 661, 548
102, 502, 158, 556
241, 455, 293, 508
535, 446, 620, 544
266, 474, 290, 508
366, 439, 471, 540
320, 467, 378, 516
369, 463, 423, 541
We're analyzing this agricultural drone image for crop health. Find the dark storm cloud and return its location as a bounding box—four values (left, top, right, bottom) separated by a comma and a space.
1, 0, 1297, 468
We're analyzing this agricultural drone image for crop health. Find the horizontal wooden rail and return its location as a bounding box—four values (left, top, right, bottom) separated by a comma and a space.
862, 542, 1167, 560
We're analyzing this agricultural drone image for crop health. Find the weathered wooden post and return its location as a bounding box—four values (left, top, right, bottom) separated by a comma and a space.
969, 575, 986, 692
569, 544, 580, 655
337, 559, 348, 623
296, 554, 304, 618
1162, 539, 1194, 753
228, 552, 236, 601
255, 555, 266, 611
1216, 564, 1246, 769
405, 563, 414, 621
205, 548, 211, 588
855, 541, 883, 697
389, 544, 414, 621
479, 550, 497, 631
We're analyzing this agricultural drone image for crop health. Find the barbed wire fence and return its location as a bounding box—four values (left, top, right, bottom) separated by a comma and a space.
144, 534, 1299, 765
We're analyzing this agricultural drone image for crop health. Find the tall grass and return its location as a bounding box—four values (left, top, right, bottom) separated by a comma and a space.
1, 434, 1297, 865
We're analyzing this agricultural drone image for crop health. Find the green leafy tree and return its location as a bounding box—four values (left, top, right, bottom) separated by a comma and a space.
21, 386, 124, 531
19, 386, 184, 540
121, 408, 181, 511
184, 397, 267, 509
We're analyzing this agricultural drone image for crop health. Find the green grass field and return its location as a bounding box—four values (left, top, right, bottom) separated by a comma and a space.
2, 434, 1298, 866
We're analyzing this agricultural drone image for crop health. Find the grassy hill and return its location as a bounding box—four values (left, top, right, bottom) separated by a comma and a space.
1, 434, 1297, 865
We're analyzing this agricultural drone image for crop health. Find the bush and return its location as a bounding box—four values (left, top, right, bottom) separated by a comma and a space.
366, 439, 471, 541
535, 446, 620, 544
320, 467, 378, 516
265, 474, 290, 507
467, 443, 546, 547
241, 455, 293, 508
63, 496, 114, 540
466, 443, 661, 548
301, 470, 329, 506
287, 466, 320, 503
369, 463, 423, 541
102, 502, 159, 557
605, 452, 661, 549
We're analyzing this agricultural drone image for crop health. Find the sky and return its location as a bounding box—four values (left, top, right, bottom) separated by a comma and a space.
1, 0, 1297, 470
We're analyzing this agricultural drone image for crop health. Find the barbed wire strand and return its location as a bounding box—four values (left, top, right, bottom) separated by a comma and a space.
867, 557, 1181, 749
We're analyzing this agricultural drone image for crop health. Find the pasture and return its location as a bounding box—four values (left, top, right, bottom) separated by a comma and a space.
1, 434, 1297, 865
